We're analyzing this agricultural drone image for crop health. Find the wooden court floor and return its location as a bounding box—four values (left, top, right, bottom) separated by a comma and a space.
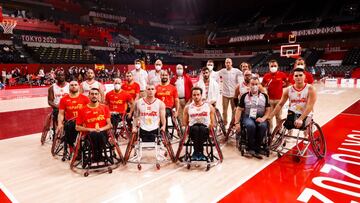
0, 84, 359, 203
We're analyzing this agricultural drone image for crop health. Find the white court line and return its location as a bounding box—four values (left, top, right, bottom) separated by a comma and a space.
103, 139, 226, 203
211, 158, 276, 203
102, 165, 186, 203
211, 96, 360, 202
0, 182, 19, 203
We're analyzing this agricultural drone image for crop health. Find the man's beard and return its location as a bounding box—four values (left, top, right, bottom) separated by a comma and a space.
161, 78, 168, 83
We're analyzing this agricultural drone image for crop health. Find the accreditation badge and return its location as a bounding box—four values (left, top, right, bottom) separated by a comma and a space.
249, 108, 257, 119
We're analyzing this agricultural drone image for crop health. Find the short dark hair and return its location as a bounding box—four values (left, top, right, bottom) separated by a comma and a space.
134, 59, 141, 63
201, 67, 209, 72
293, 68, 305, 73
207, 59, 214, 64
90, 88, 100, 92
191, 86, 203, 94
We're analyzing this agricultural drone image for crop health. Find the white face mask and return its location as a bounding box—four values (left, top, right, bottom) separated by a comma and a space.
135, 64, 141, 69
296, 65, 305, 69
176, 69, 183, 76
207, 65, 214, 71
155, 65, 162, 71
114, 84, 121, 90
270, 67, 278, 73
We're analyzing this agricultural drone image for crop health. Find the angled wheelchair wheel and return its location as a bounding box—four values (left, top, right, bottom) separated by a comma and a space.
309, 122, 326, 159
209, 129, 224, 162
270, 119, 287, 151
160, 131, 176, 162
51, 129, 64, 156
124, 132, 138, 163
215, 108, 227, 139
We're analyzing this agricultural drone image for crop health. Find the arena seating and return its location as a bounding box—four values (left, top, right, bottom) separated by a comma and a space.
25, 46, 97, 64
0, 45, 27, 63
342, 48, 360, 66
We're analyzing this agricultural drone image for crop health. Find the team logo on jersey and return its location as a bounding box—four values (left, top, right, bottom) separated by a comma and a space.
147, 106, 151, 110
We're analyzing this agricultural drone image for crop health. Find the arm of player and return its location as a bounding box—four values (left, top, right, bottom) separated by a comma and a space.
174, 98, 180, 117
160, 101, 166, 132
183, 105, 189, 126
99, 118, 112, 132
132, 102, 139, 133
128, 99, 134, 117
56, 109, 65, 133
48, 86, 57, 108
234, 106, 243, 132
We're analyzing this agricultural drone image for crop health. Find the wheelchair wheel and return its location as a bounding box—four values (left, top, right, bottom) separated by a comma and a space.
160, 131, 176, 162
124, 132, 138, 163
209, 129, 224, 162
309, 122, 326, 159
41, 113, 53, 145
51, 130, 64, 156
81, 139, 92, 169
270, 119, 287, 151
215, 108, 227, 139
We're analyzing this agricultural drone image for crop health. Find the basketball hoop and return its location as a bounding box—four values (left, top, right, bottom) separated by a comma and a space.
0, 19, 17, 34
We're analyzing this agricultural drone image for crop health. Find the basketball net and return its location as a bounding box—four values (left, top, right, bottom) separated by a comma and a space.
0, 19, 17, 34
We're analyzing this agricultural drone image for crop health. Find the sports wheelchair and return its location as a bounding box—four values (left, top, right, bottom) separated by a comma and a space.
69, 130, 123, 177
41, 109, 58, 145
270, 115, 326, 162
165, 108, 184, 142
124, 129, 176, 170
111, 112, 132, 145
236, 119, 271, 158
176, 126, 223, 171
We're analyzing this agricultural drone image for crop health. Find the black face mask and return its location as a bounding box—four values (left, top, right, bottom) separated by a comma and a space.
161, 78, 168, 83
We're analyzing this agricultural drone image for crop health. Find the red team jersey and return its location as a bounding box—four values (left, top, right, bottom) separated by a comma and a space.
122, 82, 140, 100
261, 71, 288, 100
105, 90, 133, 114
59, 94, 90, 120
155, 84, 178, 108
76, 104, 110, 129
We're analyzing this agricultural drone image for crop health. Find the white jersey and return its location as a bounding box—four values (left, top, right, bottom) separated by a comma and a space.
288, 84, 310, 114
188, 102, 211, 127
81, 80, 102, 96
148, 70, 161, 86
138, 98, 162, 131
53, 82, 69, 105
239, 82, 250, 98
